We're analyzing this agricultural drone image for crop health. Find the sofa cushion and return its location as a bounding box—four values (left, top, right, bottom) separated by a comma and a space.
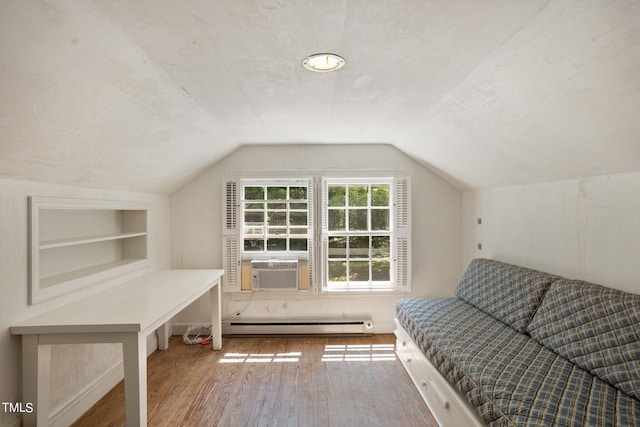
397, 297, 640, 426
527, 279, 640, 401
454, 258, 558, 333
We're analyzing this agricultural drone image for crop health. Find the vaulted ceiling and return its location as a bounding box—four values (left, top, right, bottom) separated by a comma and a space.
1, 1, 639, 193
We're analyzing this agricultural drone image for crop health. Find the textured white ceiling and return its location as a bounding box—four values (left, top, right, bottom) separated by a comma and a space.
1, 0, 639, 193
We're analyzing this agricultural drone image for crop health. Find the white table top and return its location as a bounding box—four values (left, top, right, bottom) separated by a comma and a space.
11, 270, 224, 335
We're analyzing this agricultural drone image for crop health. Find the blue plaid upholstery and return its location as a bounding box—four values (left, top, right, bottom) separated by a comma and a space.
527, 279, 640, 401
397, 297, 640, 426
455, 258, 558, 333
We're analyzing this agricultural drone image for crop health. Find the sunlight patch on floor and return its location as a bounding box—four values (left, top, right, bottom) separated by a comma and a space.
218, 343, 396, 363
219, 351, 302, 363
322, 343, 396, 362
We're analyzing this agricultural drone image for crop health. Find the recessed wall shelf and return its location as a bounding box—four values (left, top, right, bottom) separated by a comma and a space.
28, 196, 150, 304
39, 232, 148, 250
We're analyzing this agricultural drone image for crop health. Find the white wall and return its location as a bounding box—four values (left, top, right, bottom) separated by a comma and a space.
170, 144, 463, 333
0, 178, 170, 427
463, 171, 640, 294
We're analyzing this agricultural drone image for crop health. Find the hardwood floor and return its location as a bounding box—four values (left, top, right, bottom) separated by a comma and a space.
72, 334, 437, 427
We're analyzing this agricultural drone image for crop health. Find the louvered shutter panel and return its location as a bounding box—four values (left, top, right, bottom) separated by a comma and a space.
306, 178, 315, 290
222, 180, 241, 292
224, 180, 237, 232
319, 178, 329, 292
394, 177, 411, 291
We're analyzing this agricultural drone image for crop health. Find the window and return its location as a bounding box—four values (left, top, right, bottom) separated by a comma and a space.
322, 179, 398, 291
241, 181, 310, 254
222, 176, 410, 293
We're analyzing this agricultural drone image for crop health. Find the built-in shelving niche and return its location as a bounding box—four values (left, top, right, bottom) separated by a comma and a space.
28, 196, 150, 304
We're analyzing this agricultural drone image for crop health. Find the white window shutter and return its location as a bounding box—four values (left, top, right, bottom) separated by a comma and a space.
306, 179, 315, 290
319, 177, 329, 292
222, 180, 240, 292
395, 177, 411, 292
223, 180, 237, 233
222, 235, 240, 292
395, 177, 409, 229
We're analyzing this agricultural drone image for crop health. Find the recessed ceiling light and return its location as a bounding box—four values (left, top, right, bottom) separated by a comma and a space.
302, 53, 345, 73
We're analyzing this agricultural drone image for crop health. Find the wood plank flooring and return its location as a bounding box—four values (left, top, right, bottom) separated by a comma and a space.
72, 334, 437, 427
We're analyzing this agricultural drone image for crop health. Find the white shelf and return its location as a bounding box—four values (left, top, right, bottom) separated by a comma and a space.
40, 232, 147, 250
29, 196, 150, 304
39, 259, 147, 289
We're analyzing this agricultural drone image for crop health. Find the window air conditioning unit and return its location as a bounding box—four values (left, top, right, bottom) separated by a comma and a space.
251, 260, 298, 291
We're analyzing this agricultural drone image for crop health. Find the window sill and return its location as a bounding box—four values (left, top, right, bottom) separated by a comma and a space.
226, 289, 409, 300
321, 289, 410, 296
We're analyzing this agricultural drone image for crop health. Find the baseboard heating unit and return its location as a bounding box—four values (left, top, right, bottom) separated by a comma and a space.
222, 317, 373, 336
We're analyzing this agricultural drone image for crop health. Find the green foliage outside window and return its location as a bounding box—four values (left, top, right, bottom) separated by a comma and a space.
242, 183, 309, 253
326, 182, 392, 285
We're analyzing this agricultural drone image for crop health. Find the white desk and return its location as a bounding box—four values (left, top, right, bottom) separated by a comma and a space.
10, 269, 224, 427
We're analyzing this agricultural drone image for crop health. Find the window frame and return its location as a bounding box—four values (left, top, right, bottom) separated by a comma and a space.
321, 177, 398, 292
239, 179, 312, 259
223, 174, 410, 294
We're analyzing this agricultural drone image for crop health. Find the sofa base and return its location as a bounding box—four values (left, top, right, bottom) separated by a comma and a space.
394, 318, 484, 427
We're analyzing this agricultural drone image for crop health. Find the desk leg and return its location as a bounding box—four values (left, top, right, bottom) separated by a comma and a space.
21, 335, 50, 427
122, 333, 147, 427
156, 323, 170, 351
210, 280, 222, 350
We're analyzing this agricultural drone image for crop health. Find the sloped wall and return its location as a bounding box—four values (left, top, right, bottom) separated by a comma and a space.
463, 171, 640, 294
170, 144, 463, 332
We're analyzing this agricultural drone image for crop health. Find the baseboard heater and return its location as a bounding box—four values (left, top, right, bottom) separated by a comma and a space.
222, 317, 373, 336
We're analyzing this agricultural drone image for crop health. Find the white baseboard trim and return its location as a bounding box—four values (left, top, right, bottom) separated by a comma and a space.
174, 320, 394, 335
48, 333, 158, 427
49, 362, 124, 427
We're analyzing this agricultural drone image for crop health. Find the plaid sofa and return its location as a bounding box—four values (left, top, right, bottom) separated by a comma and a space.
396, 258, 640, 426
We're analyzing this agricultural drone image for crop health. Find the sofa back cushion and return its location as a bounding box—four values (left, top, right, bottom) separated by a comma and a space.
455, 258, 558, 333
527, 279, 640, 400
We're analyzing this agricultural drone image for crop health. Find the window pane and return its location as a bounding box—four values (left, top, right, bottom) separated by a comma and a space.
349, 261, 370, 281
245, 223, 264, 236
349, 236, 369, 258
289, 211, 307, 226
328, 209, 345, 231
328, 236, 346, 258
349, 209, 367, 231
290, 187, 307, 200
244, 211, 264, 223
241, 180, 312, 256
289, 238, 308, 251
371, 209, 390, 231
244, 186, 264, 200
328, 185, 346, 207
372, 261, 390, 281
268, 227, 285, 237
348, 185, 368, 206
267, 238, 286, 251
267, 186, 287, 200
371, 185, 389, 206
329, 261, 347, 281
323, 179, 396, 290
372, 236, 390, 258
267, 211, 286, 226
244, 239, 264, 251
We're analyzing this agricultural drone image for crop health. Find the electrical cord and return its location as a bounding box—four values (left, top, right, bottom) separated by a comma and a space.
222, 292, 254, 320
182, 324, 212, 345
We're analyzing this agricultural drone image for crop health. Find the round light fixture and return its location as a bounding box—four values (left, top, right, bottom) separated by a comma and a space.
302, 53, 345, 72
